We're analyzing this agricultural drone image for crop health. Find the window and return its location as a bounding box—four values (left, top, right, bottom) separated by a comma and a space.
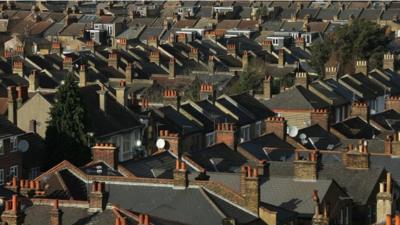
0, 169, 3, 185
240, 125, 251, 142
10, 165, 18, 178
255, 121, 262, 137
29, 167, 40, 179
205, 132, 216, 147
10, 137, 17, 152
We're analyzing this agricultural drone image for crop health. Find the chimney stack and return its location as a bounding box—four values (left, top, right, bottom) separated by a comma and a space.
295, 72, 309, 88
200, 83, 213, 100
278, 49, 285, 67
16, 86, 27, 108
385, 133, 400, 156
265, 116, 287, 140
242, 51, 249, 70
1, 194, 23, 225
116, 80, 127, 106
351, 101, 369, 122
295, 37, 305, 50
149, 51, 160, 65
325, 66, 338, 80
240, 166, 260, 214
189, 47, 199, 62
50, 41, 62, 56
310, 108, 330, 131
89, 181, 107, 212
215, 123, 237, 149
173, 159, 188, 189
163, 89, 180, 109
79, 65, 87, 87
28, 70, 39, 92
50, 200, 62, 225
159, 130, 180, 156
311, 191, 329, 225
138, 214, 150, 225
86, 40, 95, 53
92, 143, 118, 169
169, 58, 176, 79
376, 173, 393, 224
226, 44, 236, 57
385, 96, 400, 112
293, 151, 318, 180
263, 75, 272, 100
355, 60, 368, 75
125, 63, 133, 83
8, 86, 17, 124
342, 141, 370, 169
262, 40, 273, 52
97, 85, 108, 113
108, 52, 118, 69
63, 56, 73, 71
13, 60, 23, 76
208, 55, 215, 75
177, 33, 187, 44
383, 53, 395, 70
147, 36, 159, 48
116, 38, 127, 50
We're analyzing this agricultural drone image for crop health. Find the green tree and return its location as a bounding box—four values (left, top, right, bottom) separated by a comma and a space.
228, 58, 267, 94
45, 73, 90, 167
310, 19, 390, 76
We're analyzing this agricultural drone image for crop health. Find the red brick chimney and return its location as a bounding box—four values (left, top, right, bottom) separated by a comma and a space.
226, 43, 236, 57
108, 52, 118, 69
265, 116, 287, 140
140, 96, 149, 112
351, 101, 369, 122
91, 143, 118, 169
86, 40, 95, 53
240, 166, 260, 214
13, 60, 23, 76
148, 36, 159, 48
89, 181, 106, 212
262, 40, 273, 52
342, 141, 370, 169
386, 96, 400, 112
173, 159, 188, 188
149, 50, 160, 65
1, 195, 23, 225
163, 89, 180, 109
310, 108, 330, 131
16, 85, 27, 108
177, 33, 187, 43
116, 38, 127, 50
199, 83, 213, 100
385, 133, 400, 156
63, 56, 73, 71
50, 200, 62, 225
138, 214, 150, 225
208, 55, 215, 74
159, 130, 180, 156
50, 41, 62, 56
293, 151, 318, 180
215, 122, 236, 149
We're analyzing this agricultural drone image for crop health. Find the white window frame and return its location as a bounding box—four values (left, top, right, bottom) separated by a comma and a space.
240, 125, 251, 142
10, 137, 17, 152
255, 121, 262, 137
205, 132, 216, 147
10, 165, 18, 178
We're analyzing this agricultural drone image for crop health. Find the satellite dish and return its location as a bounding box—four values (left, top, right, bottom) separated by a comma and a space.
287, 126, 299, 137
17, 140, 29, 153
156, 138, 166, 149
299, 133, 307, 140
136, 140, 142, 147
